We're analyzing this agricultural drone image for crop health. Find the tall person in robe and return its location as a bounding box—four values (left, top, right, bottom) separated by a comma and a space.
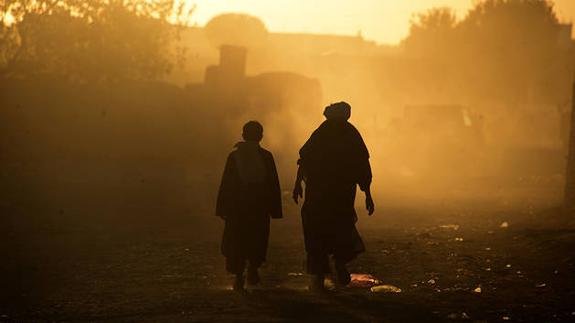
216, 121, 282, 291
293, 102, 375, 291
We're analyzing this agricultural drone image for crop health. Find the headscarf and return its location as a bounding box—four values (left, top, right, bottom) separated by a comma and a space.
323, 101, 351, 121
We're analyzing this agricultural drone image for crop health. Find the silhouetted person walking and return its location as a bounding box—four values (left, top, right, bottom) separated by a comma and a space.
293, 102, 374, 291
216, 121, 282, 291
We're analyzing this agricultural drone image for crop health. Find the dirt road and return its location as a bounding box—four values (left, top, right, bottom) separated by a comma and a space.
2, 201, 575, 322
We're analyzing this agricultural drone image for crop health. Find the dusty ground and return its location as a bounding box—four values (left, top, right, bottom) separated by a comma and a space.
2, 197, 575, 322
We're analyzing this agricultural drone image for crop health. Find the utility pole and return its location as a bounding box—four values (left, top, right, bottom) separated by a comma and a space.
565, 73, 575, 215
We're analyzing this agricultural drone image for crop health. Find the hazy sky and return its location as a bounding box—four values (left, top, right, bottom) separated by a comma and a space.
190, 0, 575, 44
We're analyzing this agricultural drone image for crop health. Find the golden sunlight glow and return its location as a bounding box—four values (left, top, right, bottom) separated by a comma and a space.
168, 0, 196, 25
3, 11, 16, 26
189, 0, 575, 44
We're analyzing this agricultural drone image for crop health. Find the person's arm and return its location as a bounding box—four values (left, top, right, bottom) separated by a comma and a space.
363, 184, 375, 216
357, 151, 374, 216
292, 161, 304, 204
349, 124, 375, 215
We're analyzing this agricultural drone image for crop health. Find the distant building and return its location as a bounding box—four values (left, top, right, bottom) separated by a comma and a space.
186, 44, 322, 183
168, 27, 392, 85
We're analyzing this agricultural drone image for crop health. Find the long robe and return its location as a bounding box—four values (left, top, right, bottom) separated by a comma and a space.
216, 142, 282, 272
298, 120, 372, 269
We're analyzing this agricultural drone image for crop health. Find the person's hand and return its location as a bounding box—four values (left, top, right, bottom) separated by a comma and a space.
366, 195, 375, 216
293, 182, 303, 204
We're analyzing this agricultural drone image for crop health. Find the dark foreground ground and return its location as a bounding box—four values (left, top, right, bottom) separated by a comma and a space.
2, 197, 575, 322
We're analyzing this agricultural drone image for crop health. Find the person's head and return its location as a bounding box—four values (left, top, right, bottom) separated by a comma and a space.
242, 120, 263, 142
323, 101, 351, 121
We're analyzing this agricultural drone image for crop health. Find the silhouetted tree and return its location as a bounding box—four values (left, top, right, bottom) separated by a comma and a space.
403, 0, 565, 106
403, 7, 457, 58
0, 0, 194, 81
459, 0, 561, 105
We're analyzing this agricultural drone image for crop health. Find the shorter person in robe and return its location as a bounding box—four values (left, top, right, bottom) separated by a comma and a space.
216, 121, 282, 291
293, 102, 374, 291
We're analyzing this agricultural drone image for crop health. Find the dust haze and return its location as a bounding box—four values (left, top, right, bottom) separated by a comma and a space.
1, 0, 575, 321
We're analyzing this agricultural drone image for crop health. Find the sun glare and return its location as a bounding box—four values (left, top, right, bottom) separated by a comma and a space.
3, 11, 16, 26
189, 0, 573, 44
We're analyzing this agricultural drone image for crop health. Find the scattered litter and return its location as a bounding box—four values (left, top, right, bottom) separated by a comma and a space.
536, 283, 547, 288
440, 224, 460, 231
500, 222, 509, 228
455, 237, 464, 242
554, 270, 559, 274
323, 278, 336, 290
485, 247, 491, 251
506, 264, 512, 268
447, 312, 470, 320
288, 272, 304, 277
516, 271, 522, 274
502, 316, 510, 320
428, 279, 436, 285
485, 268, 492, 271
370, 284, 402, 293
473, 286, 482, 293
184, 248, 189, 252
350, 273, 381, 288
487, 230, 494, 234
411, 283, 418, 288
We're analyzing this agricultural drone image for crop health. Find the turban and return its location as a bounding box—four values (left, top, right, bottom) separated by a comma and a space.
323, 101, 351, 121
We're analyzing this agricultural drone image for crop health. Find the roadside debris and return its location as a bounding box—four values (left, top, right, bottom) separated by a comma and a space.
371, 284, 402, 293
447, 312, 470, 320
349, 273, 381, 288
440, 224, 460, 231
473, 286, 482, 293
500, 222, 509, 229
